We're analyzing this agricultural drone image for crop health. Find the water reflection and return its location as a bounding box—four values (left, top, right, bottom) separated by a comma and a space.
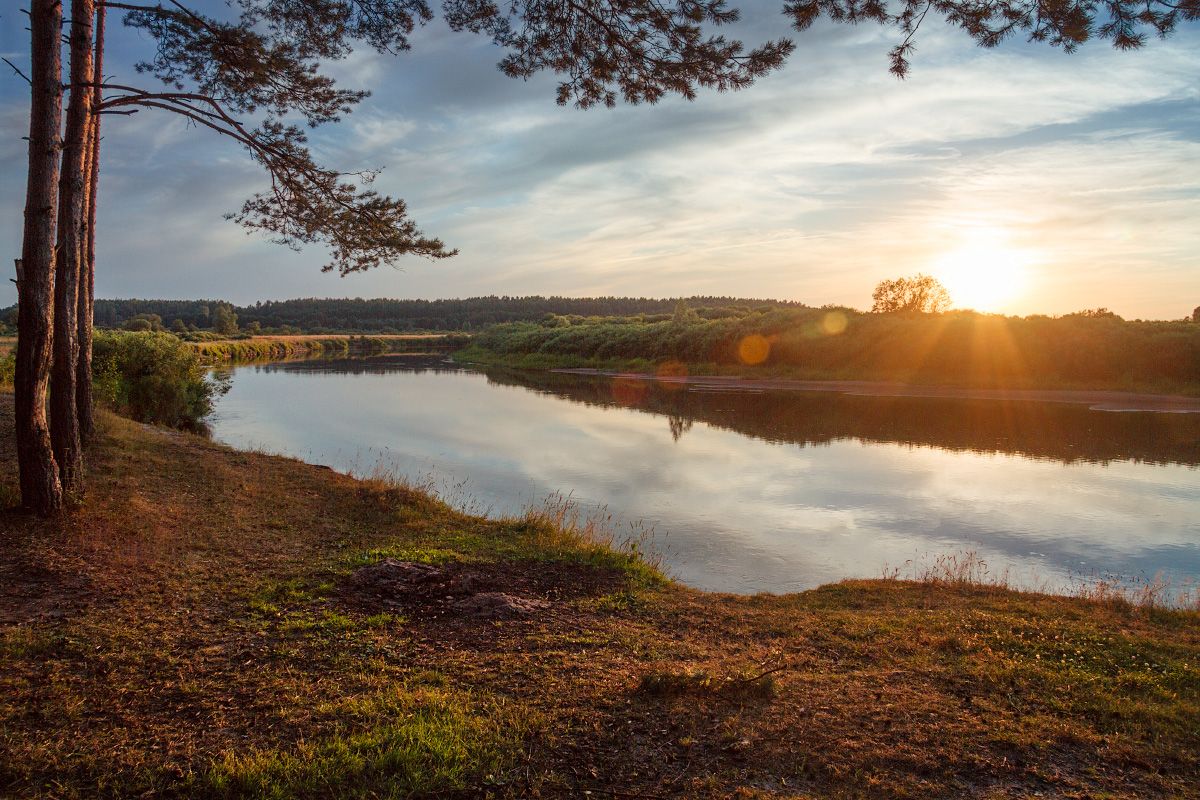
212, 355, 1200, 597
259, 355, 1200, 466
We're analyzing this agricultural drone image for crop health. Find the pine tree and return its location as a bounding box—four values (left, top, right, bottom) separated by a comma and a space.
14, 0, 65, 514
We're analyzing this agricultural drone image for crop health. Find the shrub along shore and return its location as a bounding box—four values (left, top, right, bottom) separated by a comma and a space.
459, 308, 1200, 395
0, 332, 465, 399
1, 386, 1198, 798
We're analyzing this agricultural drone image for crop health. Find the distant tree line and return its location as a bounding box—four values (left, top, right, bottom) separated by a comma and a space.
37, 296, 806, 334
4, 296, 1198, 337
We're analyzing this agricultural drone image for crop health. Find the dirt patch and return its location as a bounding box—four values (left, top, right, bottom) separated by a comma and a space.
454, 591, 550, 619
0, 555, 96, 626
341, 558, 619, 621
0, 470, 97, 626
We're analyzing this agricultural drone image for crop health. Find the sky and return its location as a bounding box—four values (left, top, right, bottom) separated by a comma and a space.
0, 3, 1197, 318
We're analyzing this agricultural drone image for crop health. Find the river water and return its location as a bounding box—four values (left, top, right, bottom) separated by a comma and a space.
209, 354, 1200, 599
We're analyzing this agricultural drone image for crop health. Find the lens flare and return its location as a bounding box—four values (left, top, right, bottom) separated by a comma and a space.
738, 334, 771, 365
820, 311, 848, 335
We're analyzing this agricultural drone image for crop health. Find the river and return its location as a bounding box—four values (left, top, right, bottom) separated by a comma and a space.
209, 354, 1200, 600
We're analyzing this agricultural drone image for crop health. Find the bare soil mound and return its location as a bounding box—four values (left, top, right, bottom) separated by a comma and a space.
341, 557, 621, 621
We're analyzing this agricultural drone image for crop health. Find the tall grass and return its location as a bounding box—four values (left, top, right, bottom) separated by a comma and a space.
190, 334, 469, 364
350, 463, 666, 585
516, 491, 664, 578
0, 352, 13, 388
883, 550, 1200, 611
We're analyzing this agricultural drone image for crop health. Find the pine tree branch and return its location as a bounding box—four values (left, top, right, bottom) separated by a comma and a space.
2, 57, 33, 85
94, 86, 452, 272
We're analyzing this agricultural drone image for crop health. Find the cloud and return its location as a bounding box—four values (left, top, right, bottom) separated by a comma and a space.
0, 10, 1197, 315
346, 113, 419, 153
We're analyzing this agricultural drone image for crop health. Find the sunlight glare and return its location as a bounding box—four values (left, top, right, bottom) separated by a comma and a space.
933, 233, 1035, 313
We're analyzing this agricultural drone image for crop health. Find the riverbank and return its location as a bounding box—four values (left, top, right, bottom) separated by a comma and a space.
460, 309, 1200, 396
458, 345, 1200, 399
189, 333, 469, 363
548, 368, 1200, 413
1, 393, 1198, 798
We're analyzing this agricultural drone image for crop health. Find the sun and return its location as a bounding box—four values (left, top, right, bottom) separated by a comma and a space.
932, 233, 1034, 313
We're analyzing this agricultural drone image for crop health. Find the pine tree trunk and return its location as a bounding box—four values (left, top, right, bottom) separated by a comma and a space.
16, 0, 65, 515
77, 4, 104, 445
51, 0, 96, 494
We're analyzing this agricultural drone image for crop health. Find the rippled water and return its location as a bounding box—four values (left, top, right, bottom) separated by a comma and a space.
209, 354, 1200, 598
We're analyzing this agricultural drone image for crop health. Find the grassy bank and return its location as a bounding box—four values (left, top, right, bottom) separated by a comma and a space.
461, 309, 1200, 394
189, 333, 471, 364
1, 394, 1198, 798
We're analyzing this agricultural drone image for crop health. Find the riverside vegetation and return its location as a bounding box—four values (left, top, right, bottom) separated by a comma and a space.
1, 343, 1199, 798
91, 331, 225, 432
185, 333, 469, 364
11, 330, 466, 433
73, 296, 805, 333
459, 306, 1200, 394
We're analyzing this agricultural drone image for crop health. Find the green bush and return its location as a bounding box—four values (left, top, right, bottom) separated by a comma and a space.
0, 352, 13, 388
92, 331, 228, 431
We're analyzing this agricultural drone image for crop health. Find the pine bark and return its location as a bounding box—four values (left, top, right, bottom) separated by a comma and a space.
77, 4, 105, 445
51, 0, 96, 494
16, 0, 65, 515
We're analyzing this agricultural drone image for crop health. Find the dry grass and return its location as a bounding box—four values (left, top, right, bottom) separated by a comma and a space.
1, 392, 1198, 798
884, 550, 1200, 611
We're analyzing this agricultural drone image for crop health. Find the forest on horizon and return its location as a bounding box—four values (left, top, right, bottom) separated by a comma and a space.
1, 296, 806, 334
2, 294, 1194, 337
